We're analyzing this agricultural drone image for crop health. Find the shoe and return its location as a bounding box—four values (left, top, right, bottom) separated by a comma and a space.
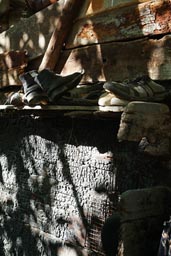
98, 92, 129, 106
26, 0, 57, 12
103, 76, 169, 102
19, 70, 48, 105
5, 91, 24, 106
66, 82, 104, 98
35, 69, 84, 103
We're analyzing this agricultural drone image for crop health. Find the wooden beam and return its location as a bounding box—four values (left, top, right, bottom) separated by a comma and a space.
39, 0, 84, 71
82, 0, 150, 17
57, 35, 171, 81
65, 0, 171, 48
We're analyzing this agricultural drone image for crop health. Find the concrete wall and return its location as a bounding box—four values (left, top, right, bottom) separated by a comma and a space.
0, 116, 168, 255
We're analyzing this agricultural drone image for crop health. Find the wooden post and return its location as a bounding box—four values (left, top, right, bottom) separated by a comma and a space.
38, 0, 83, 71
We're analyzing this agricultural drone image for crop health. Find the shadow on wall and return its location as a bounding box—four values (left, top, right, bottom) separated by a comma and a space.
0, 3, 61, 60
0, 116, 168, 255
0, 117, 117, 255
58, 0, 171, 81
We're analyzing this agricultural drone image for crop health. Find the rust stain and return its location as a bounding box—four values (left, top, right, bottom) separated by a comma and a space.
153, 1, 171, 33
77, 23, 96, 40
75, 1, 171, 43
77, 7, 141, 42
91, 0, 104, 11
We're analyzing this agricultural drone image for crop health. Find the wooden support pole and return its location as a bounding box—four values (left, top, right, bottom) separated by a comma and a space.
38, 0, 83, 71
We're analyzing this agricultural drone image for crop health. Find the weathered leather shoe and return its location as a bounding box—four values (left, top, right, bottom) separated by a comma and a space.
19, 70, 48, 105
35, 69, 84, 103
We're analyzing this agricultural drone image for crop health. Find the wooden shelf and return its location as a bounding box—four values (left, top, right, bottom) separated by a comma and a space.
0, 105, 124, 118
0, 105, 124, 111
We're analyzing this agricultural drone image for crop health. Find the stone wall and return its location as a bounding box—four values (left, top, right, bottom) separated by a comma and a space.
0, 115, 168, 255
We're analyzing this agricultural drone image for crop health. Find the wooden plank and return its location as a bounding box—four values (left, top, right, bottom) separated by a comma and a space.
57, 34, 171, 81
0, 105, 123, 111
80, 0, 150, 17
39, 0, 84, 71
66, 0, 171, 48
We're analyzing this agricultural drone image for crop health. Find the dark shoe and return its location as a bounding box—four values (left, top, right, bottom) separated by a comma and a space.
26, 0, 57, 12
65, 82, 104, 99
103, 76, 169, 102
19, 70, 48, 105
35, 69, 84, 103
5, 91, 24, 106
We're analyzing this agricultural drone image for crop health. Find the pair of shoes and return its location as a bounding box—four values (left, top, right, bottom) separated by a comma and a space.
98, 92, 129, 106
103, 76, 169, 102
19, 69, 84, 105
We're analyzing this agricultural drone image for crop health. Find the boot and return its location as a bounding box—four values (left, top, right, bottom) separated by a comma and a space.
35, 69, 84, 103
19, 70, 48, 105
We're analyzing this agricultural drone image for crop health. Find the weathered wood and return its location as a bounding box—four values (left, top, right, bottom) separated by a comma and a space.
0, 50, 28, 70
81, 0, 150, 17
0, 2, 66, 60
57, 34, 171, 81
0, 50, 28, 87
66, 0, 171, 48
0, 104, 124, 113
39, 0, 84, 71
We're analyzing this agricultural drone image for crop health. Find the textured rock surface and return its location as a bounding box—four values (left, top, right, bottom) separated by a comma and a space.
0, 116, 169, 255
119, 187, 171, 256
118, 101, 171, 157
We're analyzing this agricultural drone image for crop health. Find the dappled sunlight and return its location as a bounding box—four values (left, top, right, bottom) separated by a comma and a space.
137, 2, 160, 36
75, 19, 98, 46
0, 3, 61, 60
0, 116, 117, 255
35, 11, 45, 24
148, 46, 165, 80
61, 42, 105, 82
38, 33, 46, 49
0, 36, 10, 53
0, 154, 18, 190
